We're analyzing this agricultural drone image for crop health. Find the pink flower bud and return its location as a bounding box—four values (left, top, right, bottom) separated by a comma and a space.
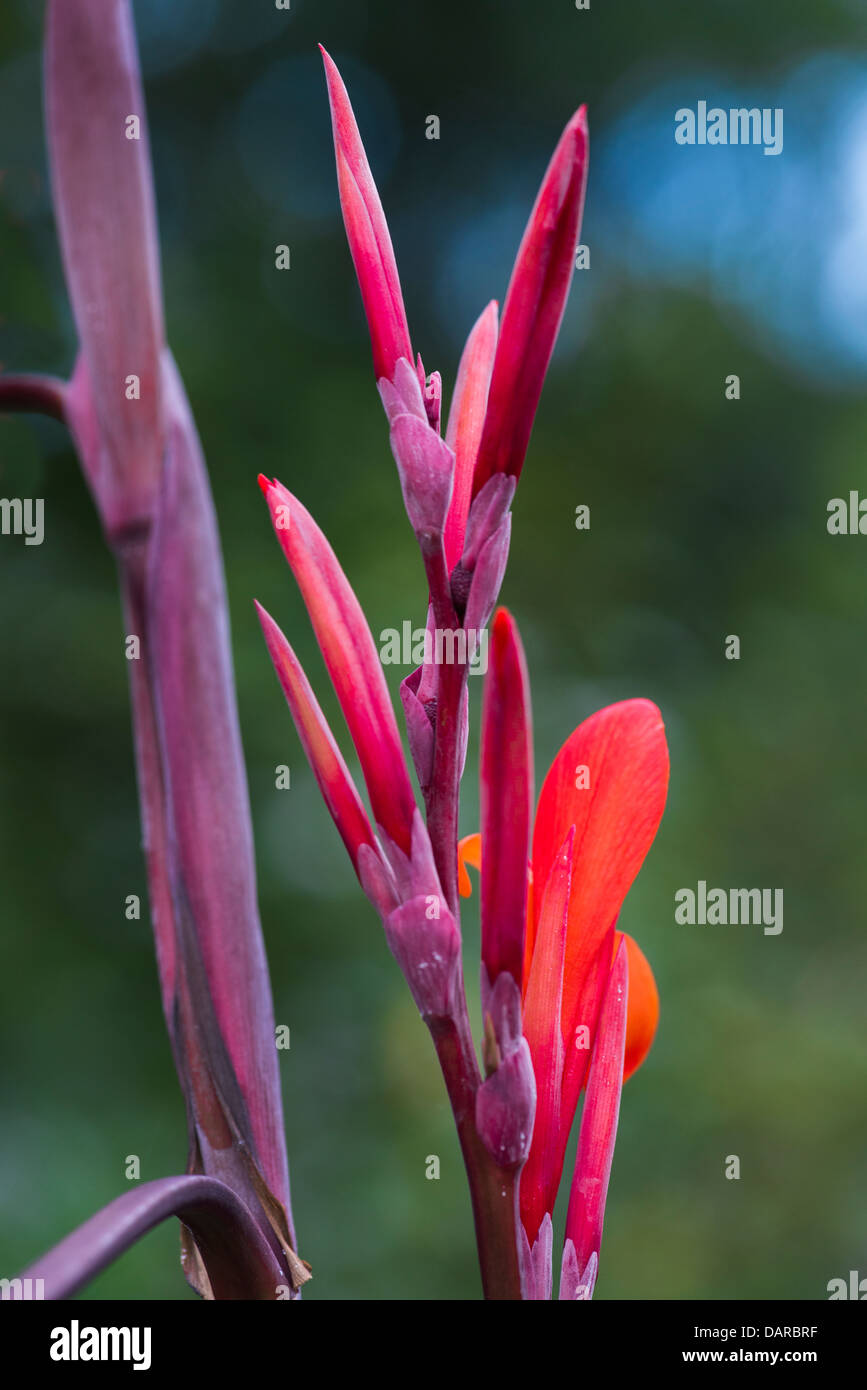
383, 895, 461, 1021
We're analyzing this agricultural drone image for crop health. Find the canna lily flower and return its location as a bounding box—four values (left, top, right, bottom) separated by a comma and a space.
460, 608, 668, 1298
257, 45, 667, 1301
256, 49, 649, 1301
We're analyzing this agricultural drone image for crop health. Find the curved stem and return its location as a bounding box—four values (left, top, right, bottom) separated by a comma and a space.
0, 373, 67, 421
20, 1174, 286, 1301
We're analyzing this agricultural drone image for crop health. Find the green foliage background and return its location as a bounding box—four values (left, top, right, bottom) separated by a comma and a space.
1, 0, 865, 1298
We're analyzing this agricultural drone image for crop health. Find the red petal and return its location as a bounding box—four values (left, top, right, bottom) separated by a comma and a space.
472, 108, 588, 496
563, 936, 628, 1284
320, 46, 412, 381
520, 829, 573, 1241
480, 609, 533, 988
444, 301, 498, 572
260, 476, 416, 854
256, 602, 376, 875
530, 699, 668, 1162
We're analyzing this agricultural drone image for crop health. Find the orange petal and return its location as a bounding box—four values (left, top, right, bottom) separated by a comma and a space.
457, 832, 481, 898
615, 931, 659, 1081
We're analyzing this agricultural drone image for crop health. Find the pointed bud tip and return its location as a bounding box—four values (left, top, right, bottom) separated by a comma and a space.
556, 106, 588, 169
254, 599, 287, 654
491, 605, 512, 637
557, 824, 577, 864
476, 298, 500, 340
319, 45, 347, 115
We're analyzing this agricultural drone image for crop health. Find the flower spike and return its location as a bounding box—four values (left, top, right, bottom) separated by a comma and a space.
320, 45, 413, 382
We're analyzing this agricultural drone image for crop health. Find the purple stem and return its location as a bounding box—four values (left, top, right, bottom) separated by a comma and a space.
20, 1175, 285, 1301
427, 657, 465, 916
419, 534, 464, 915
429, 1002, 524, 1300
0, 374, 67, 421
414, 532, 523, 1297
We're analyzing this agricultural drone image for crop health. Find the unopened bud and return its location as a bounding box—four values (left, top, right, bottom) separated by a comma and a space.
559, 1241, 597, 1301
384, 894, 461, 1020
423, 369, 442, 433
520, 1212, 553, 1302
388, 413, 455, 541
378, 356, 427, 426
464, 514, 511, 636
475, 1036, 535, 1169
461, 473, 515, 571
400, 668, 435, 794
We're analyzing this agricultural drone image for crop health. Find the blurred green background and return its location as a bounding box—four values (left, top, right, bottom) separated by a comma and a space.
2, 0, 866, 1299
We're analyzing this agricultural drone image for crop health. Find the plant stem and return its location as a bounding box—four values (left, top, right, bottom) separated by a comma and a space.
417, 533, 524, 1297
20, 1175, 285, 1301
419, 535, 465, 913
0, 372, 67, 420
429, 988, 524, 1300
427, 656, 465, 915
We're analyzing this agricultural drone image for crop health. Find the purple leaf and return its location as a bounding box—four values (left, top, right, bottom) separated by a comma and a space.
145, 355, 294, 1237
45, 0, 165, 537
